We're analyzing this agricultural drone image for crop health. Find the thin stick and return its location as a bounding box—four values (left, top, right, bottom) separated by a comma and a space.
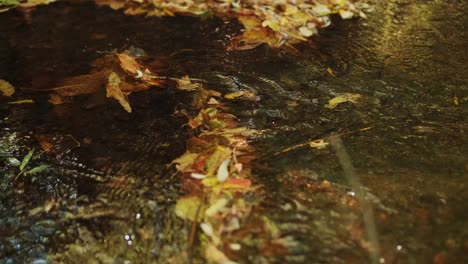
329, 134, 381, 264
268, 127, 372, 158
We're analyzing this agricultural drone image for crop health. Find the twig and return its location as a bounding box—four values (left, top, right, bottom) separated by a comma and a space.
329, 134, 381, 264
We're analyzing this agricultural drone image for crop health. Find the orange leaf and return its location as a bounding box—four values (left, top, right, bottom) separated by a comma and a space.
222, 178, 252, 189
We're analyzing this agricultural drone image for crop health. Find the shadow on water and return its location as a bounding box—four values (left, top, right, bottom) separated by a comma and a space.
0, 0, 467, 263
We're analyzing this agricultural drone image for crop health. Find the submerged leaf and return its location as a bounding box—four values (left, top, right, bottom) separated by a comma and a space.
54, 71, 108, 97
177, 75, 200, 91
325, 93, 361, 109
20, 149, 34, 171
24, 164, 50, 175
308, 139, 329, 149
175, 196, 204, 222
0, 79, 15, 96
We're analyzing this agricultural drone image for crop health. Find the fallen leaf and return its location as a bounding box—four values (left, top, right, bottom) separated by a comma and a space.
202, 177, 219, 187
8, 99, 34, 104
325, 93, 361, 109
116, 53, 142, 75
308, 139, 329, 149
106, 71, 132, 112
326, 67, 336, 77
24, 164, 50, 175
219, 178, 252, 190
172, 152, 198, 172
200, 222, 214, 237
224, 91, 245, 99
191, 173, 206, 179
96, 0, 125, 10
175, 196, 204, 221
48, 94, 70, 105
0, 79, 15, 96
205, 198, 229, 217
205, 146, 231, 177
216, 159, 230, 182
205, 243, 236, 264
177, 75, 200, 91
20, 149, 34, 171
54, 70, 109, 96
228, 15, 278, 50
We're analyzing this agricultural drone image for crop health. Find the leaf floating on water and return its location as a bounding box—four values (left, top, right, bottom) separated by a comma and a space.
224, 91, 245, 99
106, 72, 132, 113
8, 99, 34, 104
177, 75, 200, 91
308, 139, 329, 149
0, 79, 15, 96
116, 53, 141, 76
325, 93, 361, 109
175, 196, 204, 222
54, 71, 108, 97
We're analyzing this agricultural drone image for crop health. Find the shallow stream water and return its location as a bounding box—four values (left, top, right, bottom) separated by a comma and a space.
1, 0, 467, 263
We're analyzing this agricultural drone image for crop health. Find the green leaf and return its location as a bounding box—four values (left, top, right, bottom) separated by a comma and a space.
19, 149, 34, 172
24, 164, 50, 175
8, 99, 34, 104
175, 196, 205, 222
0, 0, 19, 7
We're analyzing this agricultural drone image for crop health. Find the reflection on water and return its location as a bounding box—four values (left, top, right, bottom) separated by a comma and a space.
0, 0, 467, 263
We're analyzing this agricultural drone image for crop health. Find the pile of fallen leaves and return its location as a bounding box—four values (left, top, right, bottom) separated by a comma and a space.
172, 77, 288, 262
97, 0, 369, 49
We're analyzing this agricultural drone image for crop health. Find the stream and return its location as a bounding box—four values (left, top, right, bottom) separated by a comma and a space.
1, 0, 467, 263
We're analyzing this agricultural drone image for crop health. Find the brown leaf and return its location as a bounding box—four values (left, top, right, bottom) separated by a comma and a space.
177, 75, 200, 91
48, 93, 70, 105
54, 70, 109, 97
106, 72, 132, 113
116, 53, 163, 86
227, 16, 278, 51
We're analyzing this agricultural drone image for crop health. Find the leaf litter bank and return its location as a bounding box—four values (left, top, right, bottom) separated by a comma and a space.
2, 0, 370, 49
